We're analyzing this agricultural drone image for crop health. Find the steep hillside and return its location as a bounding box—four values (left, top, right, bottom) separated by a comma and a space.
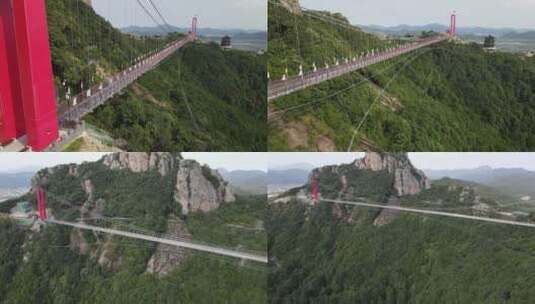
268, 153, 535, 303
268, 201, 535, 303
268, 0, 387, 79
47, 0, 266, 151
84, 43, 266, 151
0, 153, 266, 303
268, 1, 535, 151
47, 0, 166, 101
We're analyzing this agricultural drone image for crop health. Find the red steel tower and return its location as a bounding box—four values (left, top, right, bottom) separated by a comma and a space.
311, 174, 319, 205
36, 187, 48, 221
192, 16, 198, 40
0, 0, 59, 151
0, 0, 25, 143
449, 12, 457, 36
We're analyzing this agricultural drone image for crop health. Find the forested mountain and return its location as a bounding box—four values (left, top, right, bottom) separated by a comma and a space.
268, 0, 535, 151
0, 153, 266, 303
47, 0, 266, 151
268, 153, 535, 303
85, 43, 266, 151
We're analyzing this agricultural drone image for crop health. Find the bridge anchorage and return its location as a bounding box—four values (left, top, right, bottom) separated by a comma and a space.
0, 0, 198, 152
34, 188, 267, 264
268, 13, 458, 102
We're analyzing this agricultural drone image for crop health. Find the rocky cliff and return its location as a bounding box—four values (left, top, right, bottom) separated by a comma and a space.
102, 152, 182, 176
30, 152, 236, 276
174, 160, 235, 215
353, 153, 431, 196
298, 153, 431, 225
279, 0, 301, 14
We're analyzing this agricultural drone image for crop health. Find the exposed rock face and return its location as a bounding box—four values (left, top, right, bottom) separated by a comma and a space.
30, 152, 235, 276
174, 160, 235, 215
102, 152, 182, 176
146, 216, 191, 277
280, 0, 301, 14
354, 153, 431, 196
373, 196, 401, 226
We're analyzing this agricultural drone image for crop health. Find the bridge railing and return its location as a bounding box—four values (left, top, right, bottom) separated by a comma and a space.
268, 35, 448, 101
58, 36, 193, 123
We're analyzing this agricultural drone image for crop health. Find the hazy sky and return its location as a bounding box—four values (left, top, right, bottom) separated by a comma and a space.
269, 153, 363, 169
0, 153, 108, 172
92, 0, 266, 30
301, 0, 535, 29
0, 153, 267, 173
182, 153, 268, 172
267, 153, 535, 171
2, 153, 535, 174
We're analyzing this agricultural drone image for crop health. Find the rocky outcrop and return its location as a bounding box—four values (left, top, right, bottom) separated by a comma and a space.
146, 216, 191, 277
29, 152, 235, 275
102, 152, 182, 176
174, 160, 235, 215
280, 0, 301, 14
354, 153, 431, 196
373, 196, 401, 226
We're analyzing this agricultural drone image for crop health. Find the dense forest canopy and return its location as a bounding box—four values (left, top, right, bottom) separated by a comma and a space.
268, 200, 535, 303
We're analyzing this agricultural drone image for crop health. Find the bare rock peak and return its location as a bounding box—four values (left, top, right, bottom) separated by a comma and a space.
102, 152, 182, 176
280, 0, 301, 14
354, 153, 430, 196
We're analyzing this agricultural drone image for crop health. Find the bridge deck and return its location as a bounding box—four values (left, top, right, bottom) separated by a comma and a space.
58, 35, 194, 123
47, 219, 268, 263
268, 35, 448, 101
323, 198, 535, 228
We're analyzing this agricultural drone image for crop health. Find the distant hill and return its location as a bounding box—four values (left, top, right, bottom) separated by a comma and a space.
218, 169, 267, 195
122, 25, 266, 38
267, 169, 310, 187
0, 172, 34, 189
425, 166, 535, 197
502, 31, 535, 40
360, 23, 533, 37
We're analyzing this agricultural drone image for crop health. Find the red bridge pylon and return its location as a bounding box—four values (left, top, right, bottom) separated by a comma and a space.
36, 187, 48, 221
191, 16, 198, 40
311, 174, 319, 205
449, 12, 457, 36
0, 0, 59, 150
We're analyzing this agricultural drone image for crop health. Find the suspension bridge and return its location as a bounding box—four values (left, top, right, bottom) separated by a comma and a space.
34, 187, 267, 264
0, 0, 198, 151
308, 175, 535, 228
268, 8, 457, 101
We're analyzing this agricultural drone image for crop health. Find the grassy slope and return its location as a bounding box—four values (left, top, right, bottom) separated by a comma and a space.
268, 201, 535, 303
268, 3, 535, 151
